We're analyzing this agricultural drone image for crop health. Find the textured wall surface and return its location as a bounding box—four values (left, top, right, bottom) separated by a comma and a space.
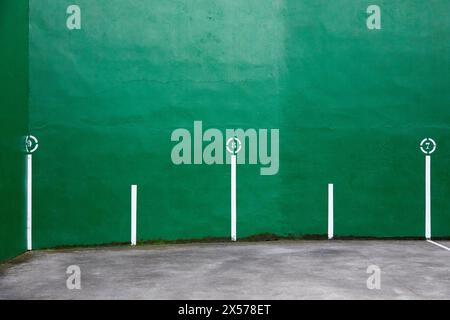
0, 0, 28, 261
29, 0, 450, 249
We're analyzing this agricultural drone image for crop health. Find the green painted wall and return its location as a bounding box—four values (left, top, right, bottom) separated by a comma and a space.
29, 0, 450, 249
0, 0, 28, 261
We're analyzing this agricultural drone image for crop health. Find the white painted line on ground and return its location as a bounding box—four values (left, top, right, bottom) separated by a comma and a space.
231, 155, 236, 242
131, 185, 137, 246
328, 183, 334, 240
425, 155, 431, 239
27, 154, 32, 251
427, 240, 450, 252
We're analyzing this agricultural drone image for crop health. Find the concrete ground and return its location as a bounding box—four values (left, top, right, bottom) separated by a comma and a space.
0, 240, 449, 300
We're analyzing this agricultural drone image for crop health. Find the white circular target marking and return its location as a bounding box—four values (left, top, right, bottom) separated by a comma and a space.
25, 135, 39, 154
420, 138, 436, 155
226, 137, 242, 155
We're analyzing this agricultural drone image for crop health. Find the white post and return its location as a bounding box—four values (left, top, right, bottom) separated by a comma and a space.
231, 155, 237, 242
425, 156, 431, 240
131, 185, 137, 246
328, 183, 334, 240
27, 154, 32, 251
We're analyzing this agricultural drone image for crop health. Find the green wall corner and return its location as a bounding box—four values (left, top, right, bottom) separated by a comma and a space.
0, 0, 28, 262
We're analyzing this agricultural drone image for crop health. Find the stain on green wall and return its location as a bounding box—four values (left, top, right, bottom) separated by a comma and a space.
29, 0, 450, 249
0, 0, 28, 261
